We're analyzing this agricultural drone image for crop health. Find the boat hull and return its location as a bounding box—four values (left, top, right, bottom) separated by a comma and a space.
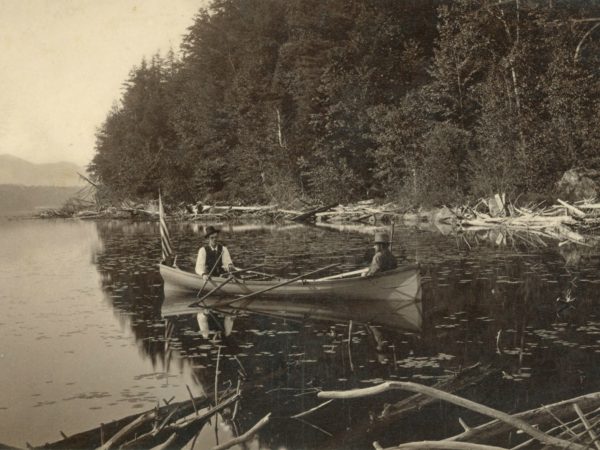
160, 264, 421, 303
160, 264, 423, 332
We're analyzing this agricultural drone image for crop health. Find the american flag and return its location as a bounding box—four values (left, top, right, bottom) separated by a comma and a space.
159, 191, 173, 262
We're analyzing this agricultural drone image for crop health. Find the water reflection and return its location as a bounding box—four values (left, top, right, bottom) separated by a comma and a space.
157, 310, 424, 448
87, 220, 600, 448
90, 219, 430, 447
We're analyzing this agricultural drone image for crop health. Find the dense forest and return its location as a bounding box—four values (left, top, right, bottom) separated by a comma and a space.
89, 0, 600, 207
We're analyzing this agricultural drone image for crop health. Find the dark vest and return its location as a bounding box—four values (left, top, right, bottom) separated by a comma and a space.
204, 244, 224, 275
380, 248, 398, 271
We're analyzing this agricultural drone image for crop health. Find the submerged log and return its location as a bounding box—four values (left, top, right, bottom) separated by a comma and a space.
382, 442, 507, 450
97, 411, 156, 450
119, 392, 240, 450
212, 413, 271, 450
446, 392, 600, 445
318, 382, 589, 450
383, 364, 498, 420
313, 365, 498, 448
34, 396, 208, 450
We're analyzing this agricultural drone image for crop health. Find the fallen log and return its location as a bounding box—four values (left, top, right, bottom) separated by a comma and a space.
33, 396, 209, 450
512, 406, 600, 449
446, 392, 600, 445
212, 413, 271, 450
97, 411, 157, 450
573, 403, 600, 450
454, 195, 600, 246
382, 364, 498, 420
381, 442, 506, 450
291, 203, 338, 222
557, 199, 586, 218
119, 392, 240, 450
318, 382, 589, 449
310, 365, 498, 448
202, 205, 276, 213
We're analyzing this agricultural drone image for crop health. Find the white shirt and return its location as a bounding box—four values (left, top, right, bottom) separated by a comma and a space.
195, 245, 233, 275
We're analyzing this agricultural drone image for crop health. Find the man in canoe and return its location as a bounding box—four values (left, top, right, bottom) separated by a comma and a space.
365, 232, 397, 276
195, 226, 236, 279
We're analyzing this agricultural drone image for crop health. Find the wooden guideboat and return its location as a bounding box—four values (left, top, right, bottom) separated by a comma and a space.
160, 263, 421, 304
161, 268, 423, 332
157, 193, 422, 330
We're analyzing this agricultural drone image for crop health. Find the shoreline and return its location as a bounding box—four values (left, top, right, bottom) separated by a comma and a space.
31, 195, 600, 248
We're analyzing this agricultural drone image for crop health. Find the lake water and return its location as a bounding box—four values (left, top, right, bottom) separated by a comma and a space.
1, 218, 599, 449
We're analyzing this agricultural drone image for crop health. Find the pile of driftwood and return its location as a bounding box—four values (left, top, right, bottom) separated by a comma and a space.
39, 203, 159, 220
451, 194, 600, 246
38, 187, 600, 248
313, 200, 403, 224
32, 387, 263, 450
37, 198, 98, 218
36, 197, 330, 222
187, 200, 406, 224
29, 365, 493, 450
178, 204, 291, 222
172, 201, 351, 223
28, 360, 599, 450
317, 381, 600, 450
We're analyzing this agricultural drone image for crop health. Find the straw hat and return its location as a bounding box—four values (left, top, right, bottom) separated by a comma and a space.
204, 225, 220, 238
373, 232, 390, 244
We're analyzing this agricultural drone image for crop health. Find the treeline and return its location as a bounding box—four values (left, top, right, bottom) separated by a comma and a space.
89, 0, 600, 206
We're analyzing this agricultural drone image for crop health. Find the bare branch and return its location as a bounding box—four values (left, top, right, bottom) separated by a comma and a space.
212, 413, 271, 450
318, 381, 588, 449
574, 22, 600, 63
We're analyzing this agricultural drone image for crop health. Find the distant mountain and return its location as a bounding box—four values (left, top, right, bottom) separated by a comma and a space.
0, 154, 86, 186
0, 184, 82, 216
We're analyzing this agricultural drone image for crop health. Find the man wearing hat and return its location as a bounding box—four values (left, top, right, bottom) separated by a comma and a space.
365, 231, 397, 276
195, 226, 236, 279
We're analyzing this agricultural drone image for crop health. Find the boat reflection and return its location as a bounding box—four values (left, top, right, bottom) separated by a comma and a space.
162, 289, 423, 334
159, 290, 425, 447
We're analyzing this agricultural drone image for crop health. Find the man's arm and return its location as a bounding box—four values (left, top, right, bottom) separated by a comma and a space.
195, 247, 207, 275
366, 253, 383, 276
221, 246, 234, 271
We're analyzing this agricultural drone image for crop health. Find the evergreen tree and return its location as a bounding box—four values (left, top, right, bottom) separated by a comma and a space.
89, 0, 600, 206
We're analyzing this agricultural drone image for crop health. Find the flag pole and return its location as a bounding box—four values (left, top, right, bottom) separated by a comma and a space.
159, 190, 174, 265
389, 218, 395, 251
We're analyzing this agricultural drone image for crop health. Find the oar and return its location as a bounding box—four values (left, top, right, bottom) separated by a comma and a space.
314, 267, 368, 281
228, 264, 266, 276
190, 277, 236, 307
188, 265, 267, 308
216, 263, 340, 307
244, 269, 278, 279
389, 218, 395, 251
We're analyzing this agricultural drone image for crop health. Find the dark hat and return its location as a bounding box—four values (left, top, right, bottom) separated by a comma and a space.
374, 232, 390, 244
204, 225, 220, 238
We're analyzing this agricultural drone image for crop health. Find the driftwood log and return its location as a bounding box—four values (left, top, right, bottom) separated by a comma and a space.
118, 392, 240, 450
34, 395, 208, 450
318, 382, 594, 450
446, 392, 600, 445
291, 203, 339, 222
452, 196, 600, 246
382, 364, 498, 421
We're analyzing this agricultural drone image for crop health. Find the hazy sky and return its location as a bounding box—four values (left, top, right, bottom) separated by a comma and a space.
0, 0, 206, 166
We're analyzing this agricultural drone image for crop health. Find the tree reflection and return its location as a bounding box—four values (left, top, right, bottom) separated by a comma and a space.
91, 219, 600, 449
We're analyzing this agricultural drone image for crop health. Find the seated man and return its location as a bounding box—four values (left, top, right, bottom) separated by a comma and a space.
195, 226, 235, 279
365, 232, 397, 276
